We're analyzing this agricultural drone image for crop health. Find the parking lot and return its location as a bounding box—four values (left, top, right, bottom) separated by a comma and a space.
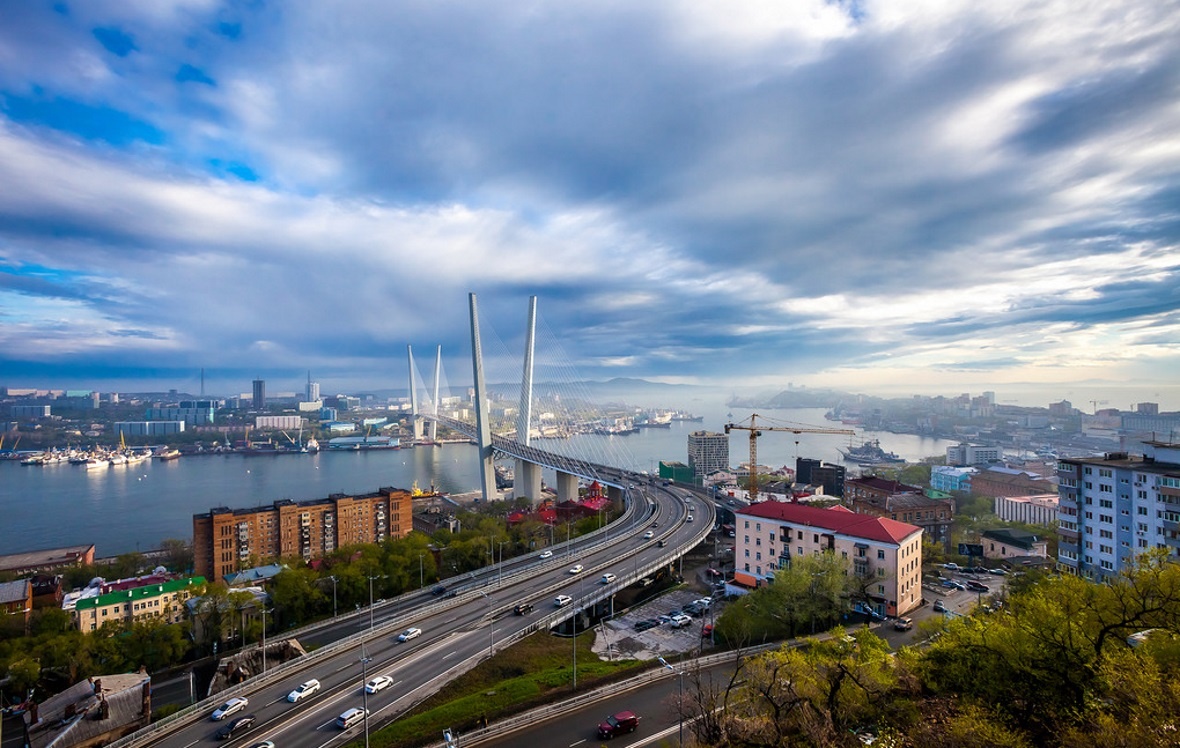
592, 589, 721, 660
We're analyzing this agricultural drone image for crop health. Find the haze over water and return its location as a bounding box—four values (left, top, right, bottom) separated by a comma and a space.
0, 405, 956, 558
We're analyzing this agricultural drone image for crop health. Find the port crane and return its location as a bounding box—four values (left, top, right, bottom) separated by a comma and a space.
724, 414, 855, 501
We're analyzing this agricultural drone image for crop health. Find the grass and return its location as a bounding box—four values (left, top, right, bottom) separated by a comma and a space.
365, 629, 649, 748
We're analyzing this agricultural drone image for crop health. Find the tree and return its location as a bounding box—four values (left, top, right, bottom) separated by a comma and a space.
160, 538, 194, 573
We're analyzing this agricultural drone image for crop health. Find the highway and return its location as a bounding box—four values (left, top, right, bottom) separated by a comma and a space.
129, 474, 715, 748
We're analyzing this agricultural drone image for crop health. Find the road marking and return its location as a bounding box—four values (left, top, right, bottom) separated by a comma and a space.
570, 740, 587, 747
182, 741, 199, 748
442, 651, 456, 660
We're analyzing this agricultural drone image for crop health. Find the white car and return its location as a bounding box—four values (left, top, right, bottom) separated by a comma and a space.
568, 564, 584, 575
687, 515, 694, 522
365, 675, 393, 694
601, 573, 617, 584
397, 627, 422, 642
210, 696, 248, 720
287, 679, 320, 703
643, 531, 655, 540
538, 550, 553, 559
554, 594, 573, 607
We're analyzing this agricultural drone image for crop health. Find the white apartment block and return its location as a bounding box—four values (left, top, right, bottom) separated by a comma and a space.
255, 415, 304, 430
946, 443, 1002, 466
1057, 441, 1180, 580
995, 493, 1059, 527
733, 502, 923, 617
687, 430, 729, 477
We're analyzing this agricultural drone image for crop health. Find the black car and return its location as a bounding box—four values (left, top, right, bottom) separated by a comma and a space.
683, 603, 703, 617
430, 585, 447, 596
634, 618, 659, 632
216, 715, 256, 740
513, 602, 534, 615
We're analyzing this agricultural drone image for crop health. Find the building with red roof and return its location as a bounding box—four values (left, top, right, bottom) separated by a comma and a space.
733, 501, 924, 617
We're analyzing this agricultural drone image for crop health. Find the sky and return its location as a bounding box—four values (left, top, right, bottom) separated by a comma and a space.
1, 1, 1178, 408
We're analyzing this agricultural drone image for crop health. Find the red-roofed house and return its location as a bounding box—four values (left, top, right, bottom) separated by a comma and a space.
734, 501, 924, 617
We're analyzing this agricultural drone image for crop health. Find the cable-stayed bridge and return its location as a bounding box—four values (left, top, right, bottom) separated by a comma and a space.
406, 293, 632, 507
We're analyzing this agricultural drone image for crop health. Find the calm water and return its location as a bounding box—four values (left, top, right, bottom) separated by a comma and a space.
0, 406, 955, 557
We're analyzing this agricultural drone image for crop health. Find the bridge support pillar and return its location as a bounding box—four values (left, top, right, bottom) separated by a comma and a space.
606, 484, 625, 511
514, 459, 543, 503
555, 471, 580, 503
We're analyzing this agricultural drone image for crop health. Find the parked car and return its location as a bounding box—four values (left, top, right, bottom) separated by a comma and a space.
335, 708, 367, 729
554, 594, 573, 607
966, 581, 991, 593
397, 627, 422, 642
568, 564, 584, 575
656, 614, 672, 625
942, 563, 960, 571
365, 676, 393, 694
634, 618, 659, 632
216, 714, 256, 740
513, 602, 534, 615
933, 599, 947, 612
683, 603, 702, 617
287, 679, 320, 703
701, 623, 714, 638
894, 617, 913, 631
989, 567, 1008, 576
211, 697, 249, 721
597, 710, 640, 739
670, 613, 692, 628
601, 573, 617, 584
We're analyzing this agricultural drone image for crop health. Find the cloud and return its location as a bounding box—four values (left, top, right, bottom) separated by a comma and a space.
0, 0, 1176, 405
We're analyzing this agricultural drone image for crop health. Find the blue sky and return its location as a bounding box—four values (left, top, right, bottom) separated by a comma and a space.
0, 1, 1178, 406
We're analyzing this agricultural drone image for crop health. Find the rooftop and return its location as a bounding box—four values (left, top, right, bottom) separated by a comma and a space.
739, 501, 922, 545
74, 577, 205, 611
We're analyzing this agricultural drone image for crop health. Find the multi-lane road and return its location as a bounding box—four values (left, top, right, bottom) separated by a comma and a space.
132, 475, 714, 748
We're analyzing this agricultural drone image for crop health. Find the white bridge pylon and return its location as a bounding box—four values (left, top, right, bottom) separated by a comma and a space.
407, 294, 627, 507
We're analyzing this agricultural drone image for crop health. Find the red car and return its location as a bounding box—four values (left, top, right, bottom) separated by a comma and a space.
598, 710, 639, 739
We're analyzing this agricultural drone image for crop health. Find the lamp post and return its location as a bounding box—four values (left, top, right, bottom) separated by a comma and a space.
418, 554, 424, 589
367, 575, 379, 631
477, 591, 494, 657
261, 607, 273, 673
329, 575, 338, 619
659, 656, 685, 748
497, 541, 507, 588
360, 646, 372, 748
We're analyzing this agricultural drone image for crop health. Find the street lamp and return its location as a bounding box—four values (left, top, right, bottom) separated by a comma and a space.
360, 646, 373, 748
329, 575, 338, 619
658, 656, 685, 748
477, 591, 494, 657
367, 575, 379, 631
261, 607, 273, 673
418, 554, 424, 589
497, 541, 507, 588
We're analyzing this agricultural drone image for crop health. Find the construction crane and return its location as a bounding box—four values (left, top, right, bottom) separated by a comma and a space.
724, 413, 855, 501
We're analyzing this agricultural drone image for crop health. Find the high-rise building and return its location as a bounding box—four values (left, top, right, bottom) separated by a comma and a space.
193, 487, 413, 583
252, 379, 266, 410
1056, 440, 1180, 580
687, 430, 729, 478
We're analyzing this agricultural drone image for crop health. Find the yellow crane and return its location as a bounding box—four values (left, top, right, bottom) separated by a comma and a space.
724, 413, 855, 501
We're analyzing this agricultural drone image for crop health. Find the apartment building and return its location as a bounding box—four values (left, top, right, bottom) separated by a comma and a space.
193, 487, 413, 582
733, 502, 923, 617
72, 577, 205, 631
972, 467, 1056, 499
946, 443, 1002, 466
1057, 441, 1180, 580
995, 493, 1059, 527
687, 431, 729, 478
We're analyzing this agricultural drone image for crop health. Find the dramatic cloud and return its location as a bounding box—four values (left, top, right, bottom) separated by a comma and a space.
0, 0, 1177, 404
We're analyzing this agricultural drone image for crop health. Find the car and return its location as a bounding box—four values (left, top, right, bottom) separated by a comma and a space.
601, 573, 617, 584
701, 623, 714, 637
942, 562, 960, 571
538, 550, 553, 559
894, 617, 913, 631
554, 594, 573, 607
397, 627, 422, 642
643, 531, 655, 540
513, 602, 534, 615
989, 567, 1008, 576
694, 597, 713, 608
287, 679, 320, 703
657, 539, 666, 547
568, 564, 584, 575
365, 675, 393, 694
972, 566, 988, 574
686, 515, 694, 522
598, 710, 640, 739
683, 603, 702, 617
211, 697, 249, 721
940, 579, 958, 588
430, 584, 448, 596
216, 714, 256, 740
933, 599, 947, 612
634, 618, 659, 632
656, 614, 672, 625
670, 613, 692, 628
966, 581, 991, 593
335, 707, 368, 729
246, 742, 274, 748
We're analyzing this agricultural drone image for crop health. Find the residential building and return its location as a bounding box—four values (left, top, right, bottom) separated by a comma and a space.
995, 493, 1059, 527
981, 528, 1048, 559
193, 487, 413, 583
255, 415, 304, 430
145, 400, 216, 426
687, 430, 729, 478
844, 476, 923, 505
72, 577, 206, 632
733, 502, 923, 617
0, 578, 33, 633
972, 466, 1056, 498
797, 458, 846, 498
849, 491, 955, 549
11, 405, 51, 418
946, 443, 1002, 466
1057, 441, 1180, 580
930, 465, 976, 493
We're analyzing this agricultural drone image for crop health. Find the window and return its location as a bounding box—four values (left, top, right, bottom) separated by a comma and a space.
877, 568, 885, 577
877, 549, 885, 560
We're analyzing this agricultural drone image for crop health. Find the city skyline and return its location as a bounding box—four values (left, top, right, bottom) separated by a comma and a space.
1, 2, 1177, 405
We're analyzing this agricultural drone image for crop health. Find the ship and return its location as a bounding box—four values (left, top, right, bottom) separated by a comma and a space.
838, 439, 905, 466
327, 435, 400, 450
154, 447, 181, 460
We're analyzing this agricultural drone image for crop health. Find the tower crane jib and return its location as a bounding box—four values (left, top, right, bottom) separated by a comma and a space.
724, 413, 855, 502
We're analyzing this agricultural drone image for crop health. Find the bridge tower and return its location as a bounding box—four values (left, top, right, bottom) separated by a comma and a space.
469, 293, 498, 502
514, 296, 544, 503
430, 345, 441, 443
407, 345, 424, 442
